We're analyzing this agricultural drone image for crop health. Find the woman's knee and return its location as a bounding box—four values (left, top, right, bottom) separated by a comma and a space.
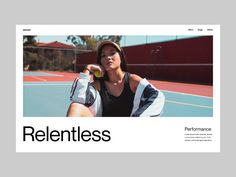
67, 102, 94, 117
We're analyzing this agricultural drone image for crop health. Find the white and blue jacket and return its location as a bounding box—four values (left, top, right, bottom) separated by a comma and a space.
70, 73, 165, 117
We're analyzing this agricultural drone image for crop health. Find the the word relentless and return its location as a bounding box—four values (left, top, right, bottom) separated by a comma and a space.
23, 126, 111, 142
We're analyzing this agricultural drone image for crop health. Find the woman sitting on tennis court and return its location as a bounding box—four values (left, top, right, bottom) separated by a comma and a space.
67, 40, 165, 117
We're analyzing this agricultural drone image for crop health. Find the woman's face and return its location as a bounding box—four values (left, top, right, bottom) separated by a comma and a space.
100, 45, 121, 71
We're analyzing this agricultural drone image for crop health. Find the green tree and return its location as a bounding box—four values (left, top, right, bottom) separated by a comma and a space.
23, 35, 37, 46
66, 35, 122, 50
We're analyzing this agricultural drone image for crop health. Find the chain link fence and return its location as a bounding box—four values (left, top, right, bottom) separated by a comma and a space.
23, 46, 80, 72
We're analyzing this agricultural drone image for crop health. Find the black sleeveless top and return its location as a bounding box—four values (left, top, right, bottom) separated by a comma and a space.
99, 72, 135, 117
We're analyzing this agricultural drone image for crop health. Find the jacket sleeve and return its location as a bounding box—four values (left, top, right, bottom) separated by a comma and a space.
130, 79, 165, 117
70, 73, 102, 116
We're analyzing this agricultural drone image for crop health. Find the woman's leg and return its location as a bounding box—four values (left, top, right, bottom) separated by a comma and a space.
67, 102, 94, 117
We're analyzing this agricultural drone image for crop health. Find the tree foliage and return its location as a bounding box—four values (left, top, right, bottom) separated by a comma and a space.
23, 35, 37, 46
66, 35, 122, 50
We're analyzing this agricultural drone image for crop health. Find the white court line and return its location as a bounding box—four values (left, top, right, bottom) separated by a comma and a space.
23, 82, 213, 109
23, 83, 213, 99
31, 76, 48, 82
165, 99, 213, 109
24, 83, 72, 86
161, 89, 213, 99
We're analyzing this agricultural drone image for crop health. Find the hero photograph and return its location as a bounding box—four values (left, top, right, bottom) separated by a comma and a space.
23, 35, 213, 117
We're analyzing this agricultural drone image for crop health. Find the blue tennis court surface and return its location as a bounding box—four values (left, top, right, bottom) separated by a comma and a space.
23, 71, 63, 77
23, 81, 213, 117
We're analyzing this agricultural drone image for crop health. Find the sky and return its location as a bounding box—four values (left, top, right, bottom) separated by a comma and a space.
35, 35, 198, 47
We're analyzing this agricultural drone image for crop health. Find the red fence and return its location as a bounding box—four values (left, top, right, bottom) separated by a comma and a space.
76, 36, 213, 84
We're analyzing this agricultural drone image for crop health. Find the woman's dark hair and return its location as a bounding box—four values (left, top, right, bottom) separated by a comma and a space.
95, 41, 127, 80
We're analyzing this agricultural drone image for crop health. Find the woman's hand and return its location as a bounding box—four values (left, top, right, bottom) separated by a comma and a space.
83, 64, 105, 78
